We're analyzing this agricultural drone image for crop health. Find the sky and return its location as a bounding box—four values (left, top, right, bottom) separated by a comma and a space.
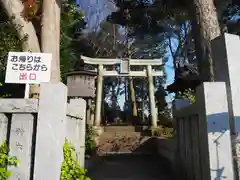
76, 0, 116, 31
77, 0, 175, 108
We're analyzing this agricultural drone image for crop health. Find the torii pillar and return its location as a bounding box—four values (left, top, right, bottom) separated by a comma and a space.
147, 65, 158, 127
95, 65, 103, 126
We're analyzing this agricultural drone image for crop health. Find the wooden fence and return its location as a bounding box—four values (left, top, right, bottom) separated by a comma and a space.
0, 83, 86, 180
173, 82, 234, 180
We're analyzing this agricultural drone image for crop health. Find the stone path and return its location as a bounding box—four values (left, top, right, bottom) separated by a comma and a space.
87, 154, 173, 180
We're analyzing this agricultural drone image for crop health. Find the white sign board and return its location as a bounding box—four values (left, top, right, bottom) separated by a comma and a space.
5, 52, 52, 84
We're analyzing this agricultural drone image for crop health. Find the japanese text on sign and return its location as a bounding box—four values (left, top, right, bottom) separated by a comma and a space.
5, 52, 52, 84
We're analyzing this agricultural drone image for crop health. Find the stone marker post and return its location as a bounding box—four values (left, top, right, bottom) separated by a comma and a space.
8, 114, 34, 180
212, 33, 240, 178
197, 82, 234, 180
33, 83, 68, 180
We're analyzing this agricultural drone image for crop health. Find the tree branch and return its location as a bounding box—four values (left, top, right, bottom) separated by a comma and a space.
168, 22, 192, 68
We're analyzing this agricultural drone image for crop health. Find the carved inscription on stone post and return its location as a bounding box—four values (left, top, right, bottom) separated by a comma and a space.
8, 114, 34, 180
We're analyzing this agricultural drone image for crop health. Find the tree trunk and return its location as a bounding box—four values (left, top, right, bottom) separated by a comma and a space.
1, 0, 61, 97
1, 0, 41, 97
41, 0, 61, 82
190, 0, 221, 81
1, 0, 41, 52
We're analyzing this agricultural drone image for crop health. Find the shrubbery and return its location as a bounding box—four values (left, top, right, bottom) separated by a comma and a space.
177, 88, 196, 104
0, 139, 91, 180
0, 141, 19, 180
85, 125, 96, 156
61, 139, 90, 180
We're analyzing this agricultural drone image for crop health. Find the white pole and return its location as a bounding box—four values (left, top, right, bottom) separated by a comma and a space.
24, 84, 30, 98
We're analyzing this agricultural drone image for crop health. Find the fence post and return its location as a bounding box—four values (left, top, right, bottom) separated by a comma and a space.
33, 83, 68, 180
8, 114, 34, 180
197, 82, 234, 180
66, 98, 86, 167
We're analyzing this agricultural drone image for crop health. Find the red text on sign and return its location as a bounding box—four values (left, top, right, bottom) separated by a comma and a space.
19, 72, 37, 81
29, 73, 36, 80
19, 73, 27, 80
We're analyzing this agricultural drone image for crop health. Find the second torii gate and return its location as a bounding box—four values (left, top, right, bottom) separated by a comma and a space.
81, 55, 164, 128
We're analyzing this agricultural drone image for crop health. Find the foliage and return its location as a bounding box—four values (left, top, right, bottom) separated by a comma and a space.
0, 17, 23, 70
85, 126, 96, 156
108, 0, 187, 38
222, 5, 240, 36
151, 126, 174, 138
20, 0, 39, 21
61, 139, 90, 180
158, 107, 172, 124
0, 0, 85, 96
60, 0, 85, 81
104, 0, 169, 118
73, 20, 129, 109
73, 21, 125, 60
176, 88, 196, 104
0, 141, 19, 180
0, 4, 26, 97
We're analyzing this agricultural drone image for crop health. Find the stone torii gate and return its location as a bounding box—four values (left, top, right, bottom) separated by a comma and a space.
81, 55, 164, 128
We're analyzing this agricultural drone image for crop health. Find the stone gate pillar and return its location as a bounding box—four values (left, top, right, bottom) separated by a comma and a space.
212, 33, 240, 178
94, 65, 103, 126
147, 65, 157, 127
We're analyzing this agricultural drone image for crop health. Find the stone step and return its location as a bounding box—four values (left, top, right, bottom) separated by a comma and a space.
99, 151, 153, 156
103, 125, 149, 133
97, 131, 156, 155
100, 131, 141, 137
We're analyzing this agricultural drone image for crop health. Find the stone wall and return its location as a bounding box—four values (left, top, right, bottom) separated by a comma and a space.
167, 33, 240, 180
0, 83, 86, 180
173, 82, 234, 180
